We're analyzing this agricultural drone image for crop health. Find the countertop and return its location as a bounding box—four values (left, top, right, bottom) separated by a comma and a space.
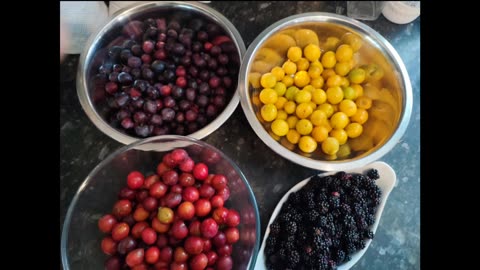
60, 1, 420, 269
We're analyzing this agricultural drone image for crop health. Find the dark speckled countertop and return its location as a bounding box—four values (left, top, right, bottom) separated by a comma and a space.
60, 1, 420, 269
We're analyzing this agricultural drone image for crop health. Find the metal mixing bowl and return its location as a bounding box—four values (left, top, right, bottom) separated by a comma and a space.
239, 12, 412, 171
77, 1, 246, 145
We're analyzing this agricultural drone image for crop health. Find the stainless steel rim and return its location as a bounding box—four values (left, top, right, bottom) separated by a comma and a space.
239, 12, 413, 171
77, 1, 246, 145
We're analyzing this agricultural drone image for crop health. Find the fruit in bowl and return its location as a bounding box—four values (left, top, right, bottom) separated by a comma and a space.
61, 136, 260, 270
254, 161, 396, 270
239, 13, 412, 171
95, 15, 240, 138
249, 27, 400, 160
97, 149, 248, 269
77, 2, 246, 145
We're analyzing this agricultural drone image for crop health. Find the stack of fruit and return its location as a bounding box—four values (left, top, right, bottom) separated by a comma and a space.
249, 28, 399, 160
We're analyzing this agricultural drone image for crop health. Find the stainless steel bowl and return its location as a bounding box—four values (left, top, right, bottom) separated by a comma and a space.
239, 12, 412, 171
77, 1, 246, 145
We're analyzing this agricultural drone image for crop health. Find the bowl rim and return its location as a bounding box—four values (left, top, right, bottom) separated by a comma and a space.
61, 135, 261, 270
238, 12, 413, 171
76, 1, 246, 145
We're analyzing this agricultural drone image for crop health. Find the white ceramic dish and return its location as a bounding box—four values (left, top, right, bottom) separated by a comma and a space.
254, 161, 397, 270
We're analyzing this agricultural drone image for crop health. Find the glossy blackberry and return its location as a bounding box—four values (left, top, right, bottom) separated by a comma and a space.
334, 249, 346, 264
316, 256, 329, 270
364, 231, 374, 239
270, 221, 281, 235
319, 216, 328, 227
320, 201, 330, 214
329, 196, 340, 209
343, 214, 356, 228
340, 203, 351, 214
265, 236, 277, 256
279, 212, 292, 223
285, 221, 297, 235
328, 259, 337, 269
313, 235, 327, 251
365, 214, 375, 226
301, 191, 316, 209
292, 211, 302, 223
295, 230, 307, 245
366, 168, 380, 180
355, 241, 366, 250
308, 209, 320, 223
279, 248, 286, 257
356, 218, 368, 230
351, 187, 362, 200
316, 192, 328, 204
288, 192, 301, 206
287, 250, 300, 268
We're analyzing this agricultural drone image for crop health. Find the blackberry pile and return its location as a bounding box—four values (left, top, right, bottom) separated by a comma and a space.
265, 169, 382, 270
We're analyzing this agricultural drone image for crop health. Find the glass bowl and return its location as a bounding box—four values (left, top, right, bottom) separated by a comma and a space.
61, 135, 260, 269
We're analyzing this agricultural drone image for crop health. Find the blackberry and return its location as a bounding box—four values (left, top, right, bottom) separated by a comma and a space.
265, 236, 277, 256
340, 203, 351, 214
301, 191, 316, 209
370, 186, 382, 201
356, 218, 368, 230
323, 176, 334, 186
331, 238, 341, 249
331, 177, 341, 189
332, 208, 342, 219
345, 254, 352, 262
298, 230, 308, 244
284, 238, 295, 251
319, 216, 328, 227
334, 249, 346, 264
353, 203, 365, 216
345, 242, 356, 254
320, 201, 330, 214
328, 259, 337, 269
313, 235, 327, 251
270, 221, 281, 235
285, 221, 297, 235
364, 230, 374, 239
287, 250, 300, 268
351, 173, 366, 186
366, 214, 375, 226
288, 192, 301, 206
366, 168, 380, 180
305, 176, 322, 190
279, 248, 287, 257
329, 196, 340, 209
335, 171, 347, 180
279, 212, 292, 223
351, 187, 362, 200
265, 236, 277, 247
308, 210, 320, 223
355, 241, 366, 250
292, 211, 302, 223
316, 192, 328, 204
343, 214, 356, 228
326, 213, 334, 224
316, 255, 329, 270
345, 230, 360, 245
